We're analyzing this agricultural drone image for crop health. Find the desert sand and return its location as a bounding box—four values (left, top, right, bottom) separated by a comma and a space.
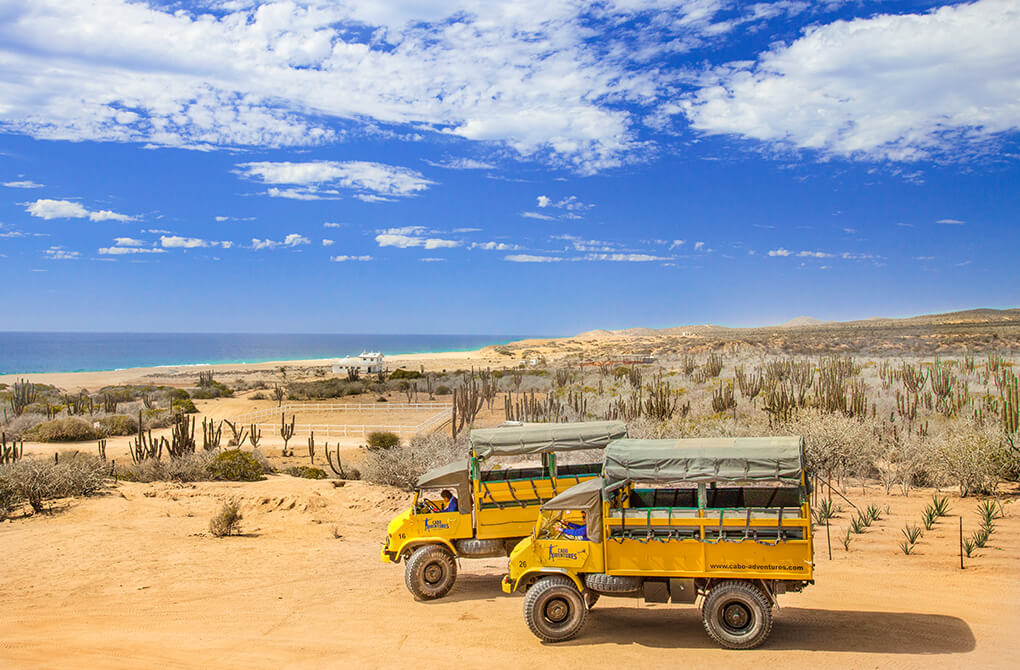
1, 477, 1017, 669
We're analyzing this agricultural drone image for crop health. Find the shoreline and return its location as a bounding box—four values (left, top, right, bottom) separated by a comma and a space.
0, 333, 546, 379
0, 337, 561, 391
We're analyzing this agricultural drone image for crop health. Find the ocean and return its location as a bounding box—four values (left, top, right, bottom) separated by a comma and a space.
0, 332, 534, 375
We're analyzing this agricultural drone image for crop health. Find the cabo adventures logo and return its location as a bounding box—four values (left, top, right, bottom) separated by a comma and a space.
424, 517, 450, 531
547, 544, 584, 561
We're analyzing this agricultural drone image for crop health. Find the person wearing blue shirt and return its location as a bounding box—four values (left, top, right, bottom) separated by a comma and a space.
558, 512, 589, 540
441, 489, 458, 513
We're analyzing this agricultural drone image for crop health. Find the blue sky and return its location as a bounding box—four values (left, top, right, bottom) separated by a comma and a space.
0, 0, 1017, 335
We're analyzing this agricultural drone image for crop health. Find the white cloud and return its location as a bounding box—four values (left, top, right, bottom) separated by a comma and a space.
419, 257, 447, 262
670, 240, 685, 249
113, 237, 145, 247
142, 228, 171, 234
679, 0, 1020, 161
694, 241, 705, 251
425, 158, 495, 170
505, 254, 563, 263
797, 250, 833, 258
470, 241, 517, 251
536, 195, 592, 211
375, 226, 460, 249
99, 245, 165, 255
521, 211, 555, 221
44, 246, 79, 260
323, 222, 344, 228
237, 160, 433, 201
322, 239, 335, 247
215, 215, 255, 222
251, 234, 310, 250
160, 235, 208, 249
0, 1, 757, 172
331, 255, 373, 262
768, 248, 792, 257
3, 180, 43, 188
583, 253, 669, 262
25, 198, 134, 222
936, 218, 966, 225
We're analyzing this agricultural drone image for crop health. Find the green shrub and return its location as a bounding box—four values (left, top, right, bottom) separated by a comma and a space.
367, 431, 399, 450
209, 501, 242, 537
172, 398, 198, 413
142, 408, 174, 429
284, 465, 328, 479
389, 368, 422, 380
168, 389, 190, 401
435, 385, 451, 395
206, 449, 265, 481
189, 381, 233, 399
98, 414, 138, 436
24, 418, 102, 443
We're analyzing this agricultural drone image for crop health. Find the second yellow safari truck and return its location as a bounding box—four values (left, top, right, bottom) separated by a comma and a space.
381, 421, 627, 600
502, 437, 814, 649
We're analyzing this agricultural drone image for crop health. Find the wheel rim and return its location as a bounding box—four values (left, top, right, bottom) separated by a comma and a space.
423, 562, 445, 586
543, 597, 571, 625
720, 601, 752, 634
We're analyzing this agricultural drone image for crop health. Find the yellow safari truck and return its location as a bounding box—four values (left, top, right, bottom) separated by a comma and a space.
381, 421, 627, 600
502, 437, 813, 649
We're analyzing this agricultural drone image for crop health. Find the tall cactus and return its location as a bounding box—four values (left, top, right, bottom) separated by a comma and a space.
202, 417, 222, 451
1002, 369, 1019, 435
9, 378, 38, 417
1, 432, 24, 465
280, 413, 295, 456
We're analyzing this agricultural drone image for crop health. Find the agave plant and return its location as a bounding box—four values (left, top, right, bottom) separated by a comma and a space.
921, 505, 938, 531
901, 522, 923, 545
866, 504, 882, 523
963, 537, 976, 558
848, 511, 864, 534
971, 527, 990, 549
840, 527, 853, 551
977, 500, 999, 527
931, 493, 950, 517
898, 539, 915, 555
814, 498, 837, 524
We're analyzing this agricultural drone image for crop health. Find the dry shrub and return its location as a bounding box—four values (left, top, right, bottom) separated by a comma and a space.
929, 419, 1009, 497
209, 501, 242, 537
360, 432, 463, 490
23, 418, 102, 442
0, 454, 108, 513
207, 449, 265, 482
97, 414, 138, 436
118, 452, 215, 483
0, 413, 48, 440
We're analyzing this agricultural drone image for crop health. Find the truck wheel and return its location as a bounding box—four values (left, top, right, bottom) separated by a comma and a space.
405, 545, 457, 600
524, 576, 588, 642
583, 572, 642, 594
455, 538, 506, 558
701, 580, 774, 649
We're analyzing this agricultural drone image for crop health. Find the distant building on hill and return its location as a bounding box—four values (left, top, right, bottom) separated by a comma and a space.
332, 352, 384, 375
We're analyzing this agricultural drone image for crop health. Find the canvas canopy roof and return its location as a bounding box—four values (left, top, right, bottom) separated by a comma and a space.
416, 459, 471, 515
469, 421, 627, 459
541, 477, 605, 543
542, 476, 604, 511
603, 437, 804, 487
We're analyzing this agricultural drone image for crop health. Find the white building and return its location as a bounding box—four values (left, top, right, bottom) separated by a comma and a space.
332, 352, 384, 375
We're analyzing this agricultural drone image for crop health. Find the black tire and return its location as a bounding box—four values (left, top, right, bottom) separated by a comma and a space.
701, 580, 774, 649
455, 538, 506, 558
583, 572, 642, 594
404, 545, 457, 600
524, 576, 588, 642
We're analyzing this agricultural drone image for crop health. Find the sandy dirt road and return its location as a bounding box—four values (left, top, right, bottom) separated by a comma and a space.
1, 478, 1017, 669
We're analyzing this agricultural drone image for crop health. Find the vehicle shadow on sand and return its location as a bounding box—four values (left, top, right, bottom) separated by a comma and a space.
574, 606, 975, 654
421, 574, 508, 604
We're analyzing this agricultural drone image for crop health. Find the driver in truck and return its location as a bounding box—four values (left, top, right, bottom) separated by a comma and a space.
441, 490, 458, 513
557, 512, 588, 540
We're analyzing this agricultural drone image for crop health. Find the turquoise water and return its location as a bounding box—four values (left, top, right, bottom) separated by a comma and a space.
0, 332, 534, 375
